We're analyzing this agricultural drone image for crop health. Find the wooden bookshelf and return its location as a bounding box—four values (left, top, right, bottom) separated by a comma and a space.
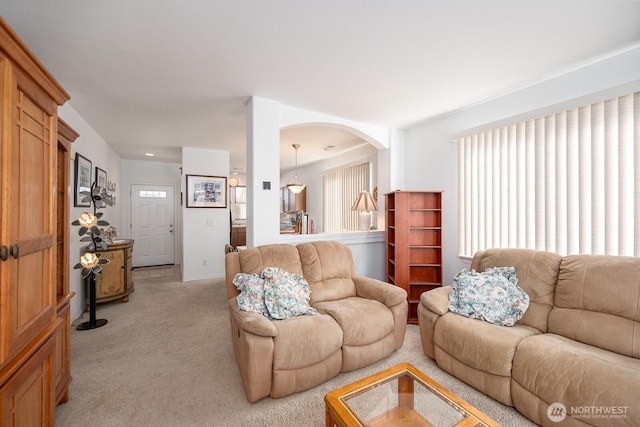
385, 191, 443, 324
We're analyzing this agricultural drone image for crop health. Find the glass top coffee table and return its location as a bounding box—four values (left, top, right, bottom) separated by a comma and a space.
325, 363, 498, 427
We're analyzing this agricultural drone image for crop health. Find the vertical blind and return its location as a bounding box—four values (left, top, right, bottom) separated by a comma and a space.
458, 92, 640, 258
323, 162, 371, 232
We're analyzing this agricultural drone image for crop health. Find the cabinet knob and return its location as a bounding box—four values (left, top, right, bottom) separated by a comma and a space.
0, 245, 7, 261
11, 244, 19, 259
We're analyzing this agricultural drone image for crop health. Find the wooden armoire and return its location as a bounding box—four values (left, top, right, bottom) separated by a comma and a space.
0, 18, 72, 426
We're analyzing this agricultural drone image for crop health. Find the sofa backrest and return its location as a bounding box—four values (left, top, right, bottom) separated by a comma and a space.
549, 254, 640, 359
470, 248, 562, 332
297, 241, 357, 304
224, 244, 303, 299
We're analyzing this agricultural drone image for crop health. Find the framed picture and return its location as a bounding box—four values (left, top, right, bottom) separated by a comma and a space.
74, 153, 92, 207
96, 167, 107, 189
186, 175, 227, 208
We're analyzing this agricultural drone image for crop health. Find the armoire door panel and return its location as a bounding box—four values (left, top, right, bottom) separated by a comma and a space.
0, 335, 55, 427
1, 71, 55, 366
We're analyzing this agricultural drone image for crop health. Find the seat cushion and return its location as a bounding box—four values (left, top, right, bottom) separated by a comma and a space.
512, 334, 640, 426
314, 297, 394, 346
271, 313, 343, 398
434, 312, 540, 377
315, 297, 396, 372
272, 313, 342, 370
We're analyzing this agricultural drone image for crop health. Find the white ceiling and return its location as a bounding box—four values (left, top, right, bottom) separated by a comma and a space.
2, 1, 639, 173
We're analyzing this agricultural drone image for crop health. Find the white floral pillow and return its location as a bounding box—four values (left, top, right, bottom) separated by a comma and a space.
233, 268, 316, 319
233, 273, 271, 318
261, 267, 317, 319
448, 266, 529, 326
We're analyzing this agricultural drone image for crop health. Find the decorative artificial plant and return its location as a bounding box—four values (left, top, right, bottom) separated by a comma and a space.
72, 182, 115, 277
71, 180, 115, 330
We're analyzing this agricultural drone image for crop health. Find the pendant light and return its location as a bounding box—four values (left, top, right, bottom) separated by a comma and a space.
286, 143, 306, 194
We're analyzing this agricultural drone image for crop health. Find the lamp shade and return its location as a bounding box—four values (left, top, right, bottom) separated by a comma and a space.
286, 176, 306, 194
351, 191, 378, 212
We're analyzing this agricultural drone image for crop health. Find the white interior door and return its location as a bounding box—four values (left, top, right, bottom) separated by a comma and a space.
131, 184, 176, 267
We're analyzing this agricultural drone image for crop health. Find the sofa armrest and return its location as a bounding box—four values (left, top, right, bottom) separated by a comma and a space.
353, 276, 408, 307
420, 285, 452, 315
228, 298, 277, 337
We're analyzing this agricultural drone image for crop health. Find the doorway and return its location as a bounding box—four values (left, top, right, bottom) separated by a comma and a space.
130, 184, 176, 267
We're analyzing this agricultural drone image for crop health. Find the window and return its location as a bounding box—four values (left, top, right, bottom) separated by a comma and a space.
323, 162, 371, 232
139, 190, 167, 198
458, 92, 640, 258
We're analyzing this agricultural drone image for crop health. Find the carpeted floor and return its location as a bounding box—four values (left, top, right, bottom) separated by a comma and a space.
54, 269, 536, 426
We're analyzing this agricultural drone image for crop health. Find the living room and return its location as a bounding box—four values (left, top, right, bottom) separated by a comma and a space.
1, 2, 639, 426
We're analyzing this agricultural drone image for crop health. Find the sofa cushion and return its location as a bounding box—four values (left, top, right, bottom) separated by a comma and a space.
238, 244, 304, 276
470, 248, 562, 332
549, 254, 640, 359
270, 312, 343, 398
434, 312, 540, 377
314, 297, 394, 346
272, 313, 343, 371
297, 241, 357, 303
512, 333, 640, 424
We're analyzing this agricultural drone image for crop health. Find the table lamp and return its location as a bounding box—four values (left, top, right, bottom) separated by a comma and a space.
352, 190, 378, 231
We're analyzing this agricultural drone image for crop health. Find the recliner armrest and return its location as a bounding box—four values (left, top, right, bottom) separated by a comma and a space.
420, 285, 452, 315
353, 276, 407, 307
228, 298, 277, 337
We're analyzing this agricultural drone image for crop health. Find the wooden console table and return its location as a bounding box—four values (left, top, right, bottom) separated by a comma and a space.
92, 239, 135, 303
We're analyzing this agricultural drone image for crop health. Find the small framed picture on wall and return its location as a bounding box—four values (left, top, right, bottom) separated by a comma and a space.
186, 175, 227, 208
74, 153, 92, 207
96, 167, 107, 189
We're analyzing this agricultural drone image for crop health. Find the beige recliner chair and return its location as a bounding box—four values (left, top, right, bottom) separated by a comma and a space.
225, 241, 408, 402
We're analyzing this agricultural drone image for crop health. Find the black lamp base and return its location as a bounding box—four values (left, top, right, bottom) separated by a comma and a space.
76, 318, 108, 331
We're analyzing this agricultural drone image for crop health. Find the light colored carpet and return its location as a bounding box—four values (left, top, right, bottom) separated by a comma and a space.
55, 272, 536, 427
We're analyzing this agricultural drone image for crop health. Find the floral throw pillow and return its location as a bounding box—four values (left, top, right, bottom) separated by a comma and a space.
448, 266, 529, 326
261, 267, 317, 319
232, 268, 316, 319
233, 273, 271, 318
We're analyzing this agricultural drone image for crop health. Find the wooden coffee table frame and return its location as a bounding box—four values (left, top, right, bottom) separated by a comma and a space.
325, 363, 499, 427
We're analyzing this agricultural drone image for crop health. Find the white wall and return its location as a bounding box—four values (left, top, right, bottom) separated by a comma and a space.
120, 159, 183, 266
181, 147, 230, 281
59, 103, 123, 323
404, 46, 640, 287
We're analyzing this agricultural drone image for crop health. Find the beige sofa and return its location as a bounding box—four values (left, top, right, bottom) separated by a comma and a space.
225, 241, 408, 402
419, 248, 640, 427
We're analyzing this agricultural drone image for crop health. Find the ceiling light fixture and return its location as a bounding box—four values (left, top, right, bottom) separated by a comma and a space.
286, 144, 306, 194
144, 153, 155, 157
